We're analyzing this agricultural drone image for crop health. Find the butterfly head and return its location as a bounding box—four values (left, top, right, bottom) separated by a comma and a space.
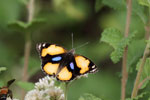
68, 49, 75, 55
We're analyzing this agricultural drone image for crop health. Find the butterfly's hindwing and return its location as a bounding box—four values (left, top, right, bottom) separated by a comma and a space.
57, 66, 73, 81
56, 53, 80, 81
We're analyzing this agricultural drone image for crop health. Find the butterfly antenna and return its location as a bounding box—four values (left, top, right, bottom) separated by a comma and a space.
74, 42, 89, 50
71, 33, 74, 49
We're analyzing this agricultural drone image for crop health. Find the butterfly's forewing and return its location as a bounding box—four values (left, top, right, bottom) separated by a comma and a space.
74, 55, 98, 74
36, 43, 67, 76
56, 54, 98, 81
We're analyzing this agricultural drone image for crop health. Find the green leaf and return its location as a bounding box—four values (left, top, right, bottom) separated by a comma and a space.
110, 37, 129, 63
112, 32, 136, 63
8, 18, 45, 33
0, 67, 7, 73
136, 58, 150, 89
126, 92, 150, 100
101, 0, 147, 24
101, 28, 124, 49
95, 0, 103, 12
101, 28, 136, 63
101, 0, 126, 10
8, 21, 28, 32
138, 0, 150, 7
127, 39, 146, 72
132, 0, 147, 24
115, 31, 136, 63
17, 81, 34, 91
27, 19, 46, 32
79, 93, 102, 100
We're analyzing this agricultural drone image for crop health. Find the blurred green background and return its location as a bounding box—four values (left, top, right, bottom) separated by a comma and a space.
0, 0, 146, 100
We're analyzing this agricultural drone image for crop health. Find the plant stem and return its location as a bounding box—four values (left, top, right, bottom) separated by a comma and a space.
27, 0, 35, 22
131, 26, 150, 98
131, 8, 150, 98
22, 0, 35, 99
22, 0, 35, 82
64, 82, 69, 100
22, 37, 31, 81
138, 77, 150, 89
121, 0, 132, 100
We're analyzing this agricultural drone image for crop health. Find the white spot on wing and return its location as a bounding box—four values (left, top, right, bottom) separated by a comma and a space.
92, 65, 95, 69
90, 68, 98, 73
42, 43, 46, 47
38, 44, 42, 50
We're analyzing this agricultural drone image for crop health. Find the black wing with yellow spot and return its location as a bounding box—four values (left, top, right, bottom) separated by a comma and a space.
36, 43, 67, 76
36, 43, 98, 82
56, 56, 81, 81
74, 55, 98, 74
56, 54, 98, 81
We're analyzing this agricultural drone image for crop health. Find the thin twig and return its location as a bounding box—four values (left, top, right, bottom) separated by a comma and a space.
131, 26, 150, 98
22, 40, 31, 81
131, 8, 150, 98
22, 0, 35, 82
27, 0, 35, 22
138, 77, 150, 89
64, 82, 69, 100
22, 0, 35, 83
22, 0, 35, 99
121, 0, 132, 100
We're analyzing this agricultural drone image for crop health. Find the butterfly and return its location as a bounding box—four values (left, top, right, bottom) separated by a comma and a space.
36, 43, 98, 82
0, 79, 15, 100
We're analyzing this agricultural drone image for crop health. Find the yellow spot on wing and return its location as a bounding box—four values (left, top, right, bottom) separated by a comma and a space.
57, 67, 72, 81
43, 63, 59, 75
41, 45, 66, 57
75, 56, 90, 74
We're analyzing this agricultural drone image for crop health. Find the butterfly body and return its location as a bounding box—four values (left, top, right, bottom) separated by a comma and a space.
37, 43, 98, 82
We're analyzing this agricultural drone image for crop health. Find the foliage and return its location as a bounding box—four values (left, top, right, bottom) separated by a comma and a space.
126, 92, 150, 100
8, 19, 45, 33
136, 58, 150, 89
79, 93, 102, 100
0, 67, 7, 73
101, 27, 136, 63
101, 0, 126, 10
127, 39, 146, 72
138, 0, 150, 7
17, 81, 34, 91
